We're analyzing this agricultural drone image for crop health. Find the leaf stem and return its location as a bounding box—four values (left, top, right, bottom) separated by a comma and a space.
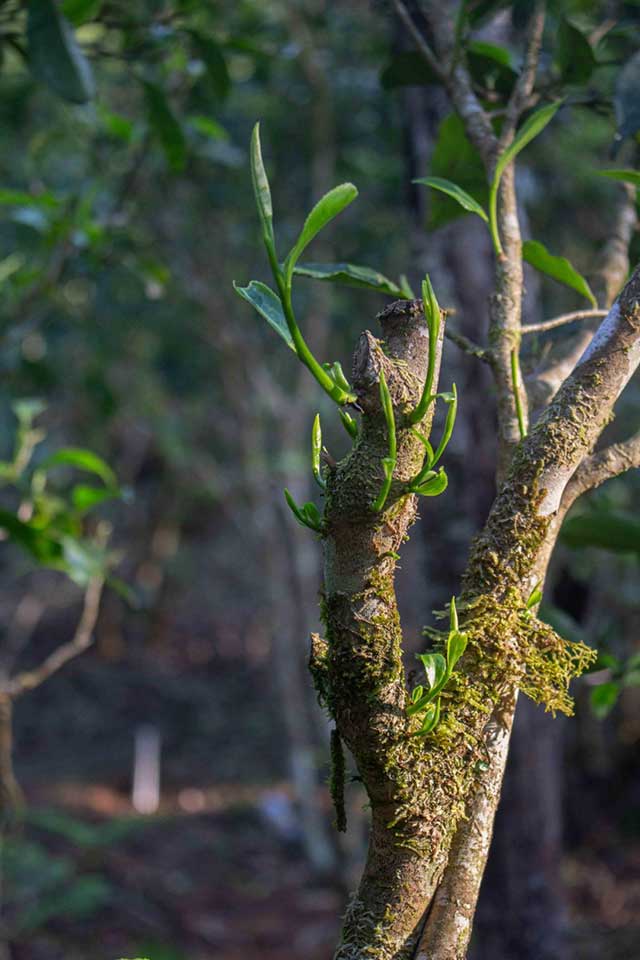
510, 349, 526, 440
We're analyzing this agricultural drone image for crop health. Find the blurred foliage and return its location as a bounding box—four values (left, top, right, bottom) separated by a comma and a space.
0, 1, 638, 954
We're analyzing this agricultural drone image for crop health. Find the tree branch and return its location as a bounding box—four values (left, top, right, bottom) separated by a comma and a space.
444, 325, 491, 363
392, 0, 446, 82
498, 1, 546, 150
522, 308, 608, 334
561, 430, 640, 512
4, 577, 104, 698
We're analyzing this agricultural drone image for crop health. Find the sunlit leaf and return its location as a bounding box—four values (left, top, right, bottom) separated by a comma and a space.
418, 652, 447, 692
522, 240, 596, 307
233, 280, 294, 350
39, 447, 117, 488
284, 184, 358, 280
446, 630, 468, 671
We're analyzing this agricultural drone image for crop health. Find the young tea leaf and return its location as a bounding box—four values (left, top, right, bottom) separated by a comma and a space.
416, 699, 441, 736
39, 447, 117, 489
293, 262, 408, 298
233, 281, 294, 350
418, 652, 447, 693
446, 630, 468, 672
522, 240, 596, 307
311, 414, 324, 489
412, 468, 448, 497
493, 102, 562, 187
490, 102, 562, 254
250, 123, 275, 256
284, 184, 358, 282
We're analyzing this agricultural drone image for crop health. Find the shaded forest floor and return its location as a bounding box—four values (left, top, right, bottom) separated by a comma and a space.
3, 644, 639, 959
3, 782, 640, 960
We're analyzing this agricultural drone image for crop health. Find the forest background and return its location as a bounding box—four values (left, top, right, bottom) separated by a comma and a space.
0, 1, 638, 959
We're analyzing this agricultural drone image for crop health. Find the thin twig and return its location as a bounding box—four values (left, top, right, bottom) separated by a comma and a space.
522, 309, 607, 334
4, 577, 104, 698
498, 1, 546, 150
391, 0, 445, 82
444, 326, 491, 364
562, 430, 640, 512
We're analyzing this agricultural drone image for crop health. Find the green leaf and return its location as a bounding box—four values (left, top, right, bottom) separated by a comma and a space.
27, 0, 95, 104
493, 102, 562, 189
0, 510, 63, 566
339, 409, 358, 439
418, 652, 447, 693
311, 414, 324, 489
490, 103, 562, 250
412, 468, 448, 497
191, 33, 231, 99
293, 262, 408, 298
446, 630, 468, 671
0, 254, 25, 286
143, 82, 186, 172
233, 280, 294, 350
555, 18, 597, 86
526, 584, 543, 610
599, 169, 640, 188
98, 108, 135, 143
426, 115, 488, 230
250, 123, 275, 255
189, 115, 229, 141
522, 240, 596, 307
413, 176, 488, 222
62, 0, 102, 25
590, 681, 619, 719
71, 484, 119, 512
416, 699, 441, 736
561, 511, 640, 555
0, 189, 59, 208
284, 184, 358, 281
303, 502, 322, 527
449, 596, 459, 633
39, 447, 117, 488
411, 684, 424, 703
